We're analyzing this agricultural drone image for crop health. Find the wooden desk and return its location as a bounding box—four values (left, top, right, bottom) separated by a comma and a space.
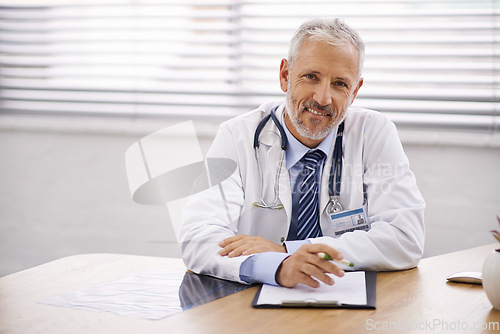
1, 244, 500, 333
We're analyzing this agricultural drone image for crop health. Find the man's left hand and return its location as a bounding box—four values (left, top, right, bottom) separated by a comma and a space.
219, 235, 286, 257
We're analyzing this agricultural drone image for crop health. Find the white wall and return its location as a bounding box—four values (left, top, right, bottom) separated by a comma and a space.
1, 115, 499, 276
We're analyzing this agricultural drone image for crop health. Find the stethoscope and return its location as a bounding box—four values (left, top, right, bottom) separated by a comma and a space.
253, 106, 345, 214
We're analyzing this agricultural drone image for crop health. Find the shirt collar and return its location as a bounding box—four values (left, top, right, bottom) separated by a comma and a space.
279, 107, 335, 170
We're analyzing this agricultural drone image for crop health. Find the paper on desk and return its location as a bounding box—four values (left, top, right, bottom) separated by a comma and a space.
256, 271, 367, 306
40, 269, 185, 320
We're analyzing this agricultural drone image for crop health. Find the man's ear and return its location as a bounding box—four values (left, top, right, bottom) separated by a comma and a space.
279, 58, 289, 93
349, 78, 364, 106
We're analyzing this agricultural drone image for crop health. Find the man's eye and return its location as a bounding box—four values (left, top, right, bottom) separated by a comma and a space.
304, 74, 317, 80
335, 81, 347, 88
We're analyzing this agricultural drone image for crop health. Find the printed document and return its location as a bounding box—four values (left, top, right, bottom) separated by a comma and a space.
255, 271, 367, 306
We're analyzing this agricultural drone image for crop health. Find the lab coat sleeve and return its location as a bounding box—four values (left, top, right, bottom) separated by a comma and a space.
312, 114, 426, 271
179, 121, 250, 283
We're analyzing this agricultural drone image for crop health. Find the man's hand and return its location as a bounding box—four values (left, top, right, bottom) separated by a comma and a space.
276, 243, 345, 288
219, 235, 286, 257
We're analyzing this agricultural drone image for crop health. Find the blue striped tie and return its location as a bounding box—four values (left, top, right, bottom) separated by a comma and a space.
297, 150, 326, 240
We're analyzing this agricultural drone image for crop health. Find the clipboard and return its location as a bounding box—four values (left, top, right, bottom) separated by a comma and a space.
252, 271, 376, 309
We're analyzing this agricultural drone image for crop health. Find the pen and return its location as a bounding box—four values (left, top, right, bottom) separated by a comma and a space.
318, 252, 354, 267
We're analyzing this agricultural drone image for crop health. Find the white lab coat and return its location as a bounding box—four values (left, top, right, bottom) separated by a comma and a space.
180, 101, 425, 283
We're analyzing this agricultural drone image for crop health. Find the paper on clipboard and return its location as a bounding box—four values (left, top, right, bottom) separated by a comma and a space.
254, 271, 367, 307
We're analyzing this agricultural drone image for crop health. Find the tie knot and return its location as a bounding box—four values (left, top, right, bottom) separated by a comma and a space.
302, 150, 325, 167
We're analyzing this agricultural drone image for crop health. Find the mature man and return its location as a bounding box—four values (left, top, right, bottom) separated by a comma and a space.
180, 18, 425, 288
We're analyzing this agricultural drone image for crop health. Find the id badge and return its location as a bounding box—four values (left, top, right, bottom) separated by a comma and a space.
328, 204, 370, 237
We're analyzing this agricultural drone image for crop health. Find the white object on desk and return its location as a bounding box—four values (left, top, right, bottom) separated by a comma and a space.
40, 269, 186, 320
446, 271, 482, 285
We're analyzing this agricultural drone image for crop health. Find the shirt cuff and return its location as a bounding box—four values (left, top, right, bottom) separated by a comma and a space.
284, 239, 311, 254
239, 252, 290, 285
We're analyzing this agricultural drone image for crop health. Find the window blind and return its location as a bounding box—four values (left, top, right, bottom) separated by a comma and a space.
0, 0, 498, 132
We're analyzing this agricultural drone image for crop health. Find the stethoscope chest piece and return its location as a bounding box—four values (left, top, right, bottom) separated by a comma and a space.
326, 196, 343, 214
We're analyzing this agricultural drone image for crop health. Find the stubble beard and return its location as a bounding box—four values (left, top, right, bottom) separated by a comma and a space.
285, 91, 342, 141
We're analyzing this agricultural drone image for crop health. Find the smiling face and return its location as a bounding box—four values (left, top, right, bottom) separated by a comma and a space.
280, 39, 363, 148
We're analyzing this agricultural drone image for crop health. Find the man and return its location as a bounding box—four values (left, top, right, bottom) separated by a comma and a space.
180, 18, 425, 288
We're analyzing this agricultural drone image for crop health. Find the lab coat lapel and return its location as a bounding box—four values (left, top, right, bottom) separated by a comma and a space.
258, 107, 292, 224
320, 148, 334, 213
319, 126, 339, 229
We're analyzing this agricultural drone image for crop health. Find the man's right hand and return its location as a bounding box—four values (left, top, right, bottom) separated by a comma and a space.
276, 243, 346, 288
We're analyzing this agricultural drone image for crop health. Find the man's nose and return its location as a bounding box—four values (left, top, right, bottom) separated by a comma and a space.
312, 82, 333, 106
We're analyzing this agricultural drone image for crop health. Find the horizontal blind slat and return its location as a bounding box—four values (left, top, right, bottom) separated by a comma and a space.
0, 1, 498, 133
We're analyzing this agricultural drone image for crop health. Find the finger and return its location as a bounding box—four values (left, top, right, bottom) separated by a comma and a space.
314, 260, 345, 278
241, 247, 255, 256
296, 273, 321, 288
219, 235, 245, 247
307, 253, 345, 277
323, 262, 346, 277
241, 246, 268, 256
300, 244, 346, 276
219, 239, 245, 256
228, 244, 250, 257
307, 243, 344, 261
279, 263, 321, 288
229, 238, 272, 257
288, 248, 342, 278
301, 263, 334, 286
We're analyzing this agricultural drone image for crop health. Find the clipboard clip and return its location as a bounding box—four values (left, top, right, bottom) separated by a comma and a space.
281, 299, 342, 308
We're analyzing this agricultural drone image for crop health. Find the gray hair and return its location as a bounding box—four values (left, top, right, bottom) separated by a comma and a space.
288, 18, 365, 80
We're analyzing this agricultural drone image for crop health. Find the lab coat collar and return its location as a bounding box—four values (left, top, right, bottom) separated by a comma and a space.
257, 102, 286, 147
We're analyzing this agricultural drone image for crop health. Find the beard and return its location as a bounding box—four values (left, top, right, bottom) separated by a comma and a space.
285, 91, 344, 141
